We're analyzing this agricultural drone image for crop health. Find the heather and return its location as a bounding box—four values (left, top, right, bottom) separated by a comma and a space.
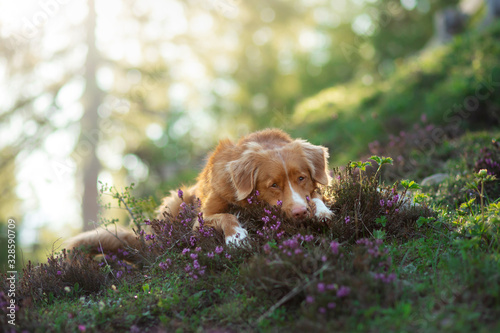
3, 142, 500, 332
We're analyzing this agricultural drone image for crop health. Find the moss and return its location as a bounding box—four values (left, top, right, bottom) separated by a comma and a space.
293, 22, 500, 165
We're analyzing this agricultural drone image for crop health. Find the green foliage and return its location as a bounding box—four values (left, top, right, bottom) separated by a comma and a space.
4, 151, 500, 332
293, 22, 500, 164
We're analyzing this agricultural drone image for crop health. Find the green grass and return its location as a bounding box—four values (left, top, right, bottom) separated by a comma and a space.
2, 131, 500, 332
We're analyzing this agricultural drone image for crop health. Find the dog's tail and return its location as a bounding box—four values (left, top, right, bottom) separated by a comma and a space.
63, 226, 142, 256
157, 184, 198, 219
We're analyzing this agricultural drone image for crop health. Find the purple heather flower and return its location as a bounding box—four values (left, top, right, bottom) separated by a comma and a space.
344, 216, 351, 224
306, 196, 310, 202
116, 271, 123, 279
255, 190, 260, 196
190, 253, 198, 260
330, 241, 340, 255
177, 189, 183, 199
78, 325, 86, 332
318, 307, 326, 314
327, 302, 336, 309
277, 200, 283, 206
336, 286, 351, 298
207, 252, 214, 258
225, 253, 231, 259
305, 235, 314, 242
57, 270, 62, 275
193, 260, 200, 269
195, 247, 202, 252
317, 283, 326, 293
263, 243, 271, 253
182, 248, 190, 255
306, 295, 315, 304
321, 255, 327, 262
215, 246, 223, 254
379, 199, 385, 207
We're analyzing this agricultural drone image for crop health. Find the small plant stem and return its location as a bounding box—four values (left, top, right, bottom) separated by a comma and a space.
114, 188, 141, 233
256, 264, 330, 324
480, 180, 485, 224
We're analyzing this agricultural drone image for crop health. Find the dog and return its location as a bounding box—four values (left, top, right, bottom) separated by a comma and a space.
65, 128, 333, 252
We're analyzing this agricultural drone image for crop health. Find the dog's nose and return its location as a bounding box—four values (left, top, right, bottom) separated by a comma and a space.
292, 206, 308, 219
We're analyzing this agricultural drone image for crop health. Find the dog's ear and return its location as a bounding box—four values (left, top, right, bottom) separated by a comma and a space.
299, 141, 330, 185
227, 153, 259, 201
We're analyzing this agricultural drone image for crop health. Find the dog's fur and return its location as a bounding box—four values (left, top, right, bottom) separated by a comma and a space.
65, 129, 333, 252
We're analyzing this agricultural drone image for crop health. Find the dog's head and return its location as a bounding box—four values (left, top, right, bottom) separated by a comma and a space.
227, 139, 330, 219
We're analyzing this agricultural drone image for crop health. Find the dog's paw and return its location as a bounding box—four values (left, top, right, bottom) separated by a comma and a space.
313, 198, 334, 220
225, 226, 249, 246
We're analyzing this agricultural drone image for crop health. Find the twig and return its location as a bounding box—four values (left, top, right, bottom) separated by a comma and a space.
256, 263, 330, 324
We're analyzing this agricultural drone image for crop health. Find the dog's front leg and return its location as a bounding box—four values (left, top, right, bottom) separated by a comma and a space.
193, 193, 248, 245
311, 191, 334, 220
195, 213, 248, 245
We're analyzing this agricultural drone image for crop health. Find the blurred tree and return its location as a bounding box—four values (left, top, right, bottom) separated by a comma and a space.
81, 0, 102, 231
0, 0, 471, 260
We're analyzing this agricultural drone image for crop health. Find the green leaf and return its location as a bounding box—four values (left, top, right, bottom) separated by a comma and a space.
370, 156, 393, 165
373, 229, 386, 240
375, 215, 387, 227
350, 161, 372, 171
401, 180, 421, 190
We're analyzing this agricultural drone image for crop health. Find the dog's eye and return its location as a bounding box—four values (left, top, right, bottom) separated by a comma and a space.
298, 176, 305, 182
271, 183, 278, 188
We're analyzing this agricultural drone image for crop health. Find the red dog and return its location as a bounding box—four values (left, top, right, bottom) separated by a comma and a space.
157, 128, 333, 245
66, 129, 332, 251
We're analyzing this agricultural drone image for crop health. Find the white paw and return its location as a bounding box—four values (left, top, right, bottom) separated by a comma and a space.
225, 226, 248, 246
313, 198, 334, 220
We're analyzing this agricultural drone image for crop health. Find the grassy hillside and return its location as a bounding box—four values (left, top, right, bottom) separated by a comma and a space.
292, 22, 500, 166
2, 129, 500, 332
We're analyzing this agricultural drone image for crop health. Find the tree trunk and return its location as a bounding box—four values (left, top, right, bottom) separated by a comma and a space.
81, 0, 102, 231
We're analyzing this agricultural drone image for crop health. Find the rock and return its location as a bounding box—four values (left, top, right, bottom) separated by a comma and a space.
421, 173, 449, 186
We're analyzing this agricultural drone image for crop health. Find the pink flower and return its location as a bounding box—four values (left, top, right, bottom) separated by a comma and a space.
317, 283, 326, 293
336, 286, 350, 298
330, 241, 340, 255
78, 325, 86, 332
306, 295, 315, 304
215, 246, 224, 254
